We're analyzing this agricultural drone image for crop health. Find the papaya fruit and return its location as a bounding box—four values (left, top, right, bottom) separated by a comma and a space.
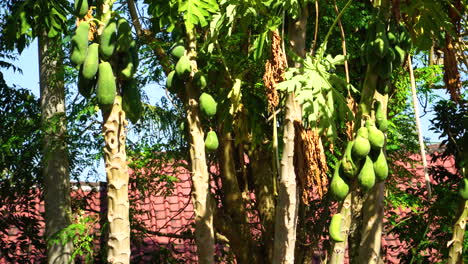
358, 156, 376, 191
376, 78, 390, 95
367, 120, 385, 149
387, 47, 396, 62
330, 162, 349, 200
116, 18, 132, 53
71, 22, 90, 65
129, 40, 139, 70
352, 127, 371, 160
166, 71, 184, 93
341, 141, 359, 178
205, 131, 219, 152
194, 72, 207, 90
199, 93, 217, 117
78, 65, 95, 98
374, 101, 388, 132
96, 61, 116, 106
82, 43, 99, 80
373, 149, 388, 181
398, 27, 412, 52
393, 45, 406, 66
122, 79, 142, 123
74, 0, 88, 17
171, 45, 185, 59
120, 53, 135, 79
99, 20, 117, 59
175, 55, 191, 78
373, 37, 389, 58
329, 213, 345, 242
459, 178, 468, 200
387, 32, 397, 45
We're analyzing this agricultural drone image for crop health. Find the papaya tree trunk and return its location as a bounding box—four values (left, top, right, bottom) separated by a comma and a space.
101, 96, 131, 264
217, 131, 260, 264
448, 200, 468, 264
185, 31, 215, 264
273, 8, 307, 263
38, 31, 74, 264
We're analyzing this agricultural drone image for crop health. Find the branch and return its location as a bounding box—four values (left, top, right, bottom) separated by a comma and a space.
408, 55, 432, 199
126, 0, 172, 75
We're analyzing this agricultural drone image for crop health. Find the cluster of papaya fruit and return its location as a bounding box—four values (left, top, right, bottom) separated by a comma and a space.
329, 101, 389, 241
71, 0, 142, 123
362, 19, 412, 94
165, 43, 219, 152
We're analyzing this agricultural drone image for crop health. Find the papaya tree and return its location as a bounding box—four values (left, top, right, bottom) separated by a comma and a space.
1, 1, 74, 262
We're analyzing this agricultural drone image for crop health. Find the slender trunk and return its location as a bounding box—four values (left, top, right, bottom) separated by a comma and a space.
448, 200, 468, 264
185, 31, 215, 264
218, 132, 259, 264
273, 8, 307, 263
102, 97, 131, 264
408, 55, 432, 198
38, 32, 73, 264
251, 146, 276, 262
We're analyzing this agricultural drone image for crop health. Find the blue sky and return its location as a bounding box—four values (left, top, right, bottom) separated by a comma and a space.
3, 39, 444, 144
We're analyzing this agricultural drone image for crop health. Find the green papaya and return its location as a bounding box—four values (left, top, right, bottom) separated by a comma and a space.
387, 32, 397, 45
71, 22, 90, 65
82, 43, 99, 80
74, 0, 88, 17
330, 162, 349, 200
171, 45, 185, 59
120, 54, 135, 79
99, 20, 117, 59
122, 79, 142, 124
175, 55, 191, 78
352, 127, 370, 160
166, 71, 184, 93
374, 101, 388, 132
78, 65, 95, 98
373, 149, 388, 181
341, 141, 359, 178
205, 131, 219, 152
329, 213, 345, 242
129, 40, 139, 70
116, 18, 132, 53
199, 93, 217, 117
394, 45, 406, 66
373, 37, 389, 58
387, 47, 396, 62
459, 178, 468, 200
398, 27, 412, 52
358, 156, 376, 191
96, 61, 116, 106
367, 120, 385, 149
194, 72, 207, 90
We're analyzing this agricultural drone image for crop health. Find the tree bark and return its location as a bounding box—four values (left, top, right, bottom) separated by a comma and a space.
218, 131, 260, 264
38, 31, 74, 264
185, 31, 215, 264
273, 8, 307, 264
102, 97, 131, 264
448, 200, 468, 264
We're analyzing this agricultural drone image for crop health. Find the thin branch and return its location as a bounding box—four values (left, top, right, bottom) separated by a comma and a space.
311, 0, 319, 55
408, 55, 432, 199
332, 0, 350, 84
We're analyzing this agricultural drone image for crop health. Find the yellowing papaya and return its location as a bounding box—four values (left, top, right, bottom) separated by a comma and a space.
352, 127, 371, 160
71, 22, 90, 65
330, 162, 349, 200
82, 43, 99, 80
459, 178, 468, 200
373, 149, 388, 181
96, 62, 116, 106
358, 156, 375, 191
122, 79, 142, 124
175, 55, 191, 78
329, 213, 345, 242
205, 131, 219, 152
199, 93, 217, 117
74, 0, 88, 17
99, 20, 117, 59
